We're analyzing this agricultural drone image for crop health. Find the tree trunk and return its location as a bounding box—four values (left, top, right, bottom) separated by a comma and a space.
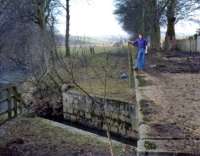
150, 0, 160, 50
36, 1, 46, 30
164, 0, 176, 50
142, 0, 145, 34
65, 0, 70, 56
150, 24, 160, 50
145, 0, 161, 50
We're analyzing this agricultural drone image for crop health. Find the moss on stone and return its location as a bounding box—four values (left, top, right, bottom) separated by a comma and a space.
144, 141, 157, 150
136, 75, 152, 87
139, 100, 155, 115
139, 99, 156, 123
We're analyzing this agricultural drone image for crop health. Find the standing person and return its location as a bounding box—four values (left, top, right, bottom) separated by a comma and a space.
128, 33, 148, 71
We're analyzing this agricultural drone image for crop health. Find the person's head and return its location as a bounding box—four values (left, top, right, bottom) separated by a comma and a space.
138, 33, 143, 39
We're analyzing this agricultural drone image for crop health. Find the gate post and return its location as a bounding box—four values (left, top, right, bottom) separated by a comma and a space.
128, 44, 135, 88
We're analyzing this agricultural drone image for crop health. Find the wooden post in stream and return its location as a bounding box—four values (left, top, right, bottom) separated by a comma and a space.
128, 43, 134, 88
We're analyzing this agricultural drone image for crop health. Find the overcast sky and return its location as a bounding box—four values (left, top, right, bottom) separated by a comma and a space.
56, 0, 200, 38
57, 0, 127, 37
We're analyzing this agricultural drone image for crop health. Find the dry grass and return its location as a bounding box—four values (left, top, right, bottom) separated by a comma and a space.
74, 49, 136, 102
53, 46, 136, 102
0, 117, 136, 156
79, 78, 135, 102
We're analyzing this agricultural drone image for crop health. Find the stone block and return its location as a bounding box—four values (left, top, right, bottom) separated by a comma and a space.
63, 113, 71, 120
111, 125, 119, 133
62, 90, 136, 139
70, 115, 77, 122
119, 124, 126, 136
85, 113, 91, 119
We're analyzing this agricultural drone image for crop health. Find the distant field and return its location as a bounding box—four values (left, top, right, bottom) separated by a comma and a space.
57, 45, 127, 56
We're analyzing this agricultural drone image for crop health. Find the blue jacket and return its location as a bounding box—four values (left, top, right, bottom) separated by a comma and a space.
132, 38, 147, 49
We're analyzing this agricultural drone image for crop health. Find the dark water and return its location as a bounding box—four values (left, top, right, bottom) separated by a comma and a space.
0, 70, 28, 87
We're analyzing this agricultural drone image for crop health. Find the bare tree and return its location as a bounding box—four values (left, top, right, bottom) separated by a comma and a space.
163, 0, 200, 50
65, 0, 70, 56
0, 0, 62, 76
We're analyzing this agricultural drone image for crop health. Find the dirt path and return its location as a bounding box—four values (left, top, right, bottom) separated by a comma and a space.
136, 51, 200, 153
143, 51, 200, 138
143, 73, 200, 139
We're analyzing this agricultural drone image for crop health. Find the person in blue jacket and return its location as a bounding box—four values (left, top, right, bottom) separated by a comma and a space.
128, 33, 148, 71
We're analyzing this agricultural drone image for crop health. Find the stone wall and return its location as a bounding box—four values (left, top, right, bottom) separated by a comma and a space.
62, 88, 138, 139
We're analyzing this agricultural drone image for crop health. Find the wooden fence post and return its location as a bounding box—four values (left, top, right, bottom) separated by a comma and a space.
13, 86, 23, 114
7, 88, 12, 119
0, 86, 24, 124
128, 44, 134, 88
12, 87, 18, 117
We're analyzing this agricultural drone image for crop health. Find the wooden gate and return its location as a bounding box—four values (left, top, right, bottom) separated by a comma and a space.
0, 86, 24, 125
